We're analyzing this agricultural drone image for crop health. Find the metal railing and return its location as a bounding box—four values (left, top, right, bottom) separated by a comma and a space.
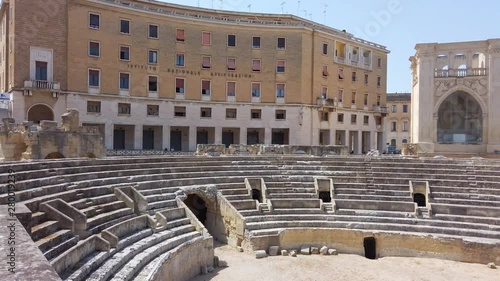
435, 68, 487, 78
26, 80, 59, 90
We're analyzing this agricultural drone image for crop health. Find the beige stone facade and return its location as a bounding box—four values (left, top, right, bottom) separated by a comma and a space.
1, 0, 389, 153
386, 93, 411, 151
410, 39, 500, 154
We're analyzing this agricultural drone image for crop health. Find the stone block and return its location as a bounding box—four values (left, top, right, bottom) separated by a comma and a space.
290, 250, 297, 257
201, 266, 208, 275
328, 249, 338, 255
218, 260, 228, 267
320, 246, 328, 255
281, 250, 289, 256
311, 247, 320, 254
269, 246, 280, 256
236, 246, 244, 252
487, 262, 497, 269
213, 256, 219, 267
300, 245, 311, 255
255, 250, 268, 259
207, 266, 214, 273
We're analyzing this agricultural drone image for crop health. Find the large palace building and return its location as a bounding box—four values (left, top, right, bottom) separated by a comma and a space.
0, 0, 389, 152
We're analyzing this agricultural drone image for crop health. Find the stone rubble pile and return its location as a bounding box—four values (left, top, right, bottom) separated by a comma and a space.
253, 245, 339, 259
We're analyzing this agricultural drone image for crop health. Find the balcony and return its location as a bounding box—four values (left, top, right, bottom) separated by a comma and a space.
435, 68, 487, 78
24, 80, 60, 91
373, 105, 388, 117
334, 56, 372, 70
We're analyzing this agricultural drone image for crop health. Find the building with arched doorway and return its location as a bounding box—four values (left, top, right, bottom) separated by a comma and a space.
410, 39, 500, 154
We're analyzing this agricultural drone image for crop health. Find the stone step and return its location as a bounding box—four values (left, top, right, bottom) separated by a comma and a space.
145, 193, 176, 203
88, 213, 136, 235
245, 214, 332, 223
32, 220, 61, 241
163, 218, 190, 230
431, 198, 500, 207
45, 236, 79, 261
36, 229, 74, 253
271, 198, 321, 209
31, 211, 49, 226
336, 209, 414, 218
148, 199, 178, 211
229, 199, 257, 210
434, 214, 500, 226
267, 188, 316, 194
335, 188, 410, 197
140, 187, 179, 196
86, 208, 135, 231
224, 194, 252, 201
431, 192, 500, 201
81, 201, 127, 218
266, 193, 317, 199
70, 194, 118, 209
334, 194, 412, 202
219, 188, 249, 195
109, 231, 201, 281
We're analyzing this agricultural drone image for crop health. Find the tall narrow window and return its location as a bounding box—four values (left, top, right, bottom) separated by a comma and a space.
377, 57, 382, 68
351, 92, 356, 104
120, 19, 130, 34
226, 81, 236, 96
364, 74, 369, 85
201, 80, 211, 95
277, 37, 286, 49
149, 24, 159, 39
276, 83, 285, 98
89, 41, 100, 57
252, 36, 261, 48
120, 46, 130, 61
352, 71, 357, 82
176, 54, 185, 67
89, 13, 100, 29
88, 69, 100, 87
119, 73, 130, 90
338, 68, 344, 80
321, 86, 328, 99
251, 83, 261, 97
322, 65, 329, 77
176, 29, 185, 42
276, 60, 285, 73
364, 94, 368, 106
149, 50, 158, 64
377, 76, 382, 87
227, 58, 236, 71
322, 43, 328, 55
337, 89, 343, 102
175, 78, 185, 94
252, 59, 261, 72
148, 76, 158, 92
35, 61, 48, 81
202, 32, 211, 45
202, 56, 211, 69
227, 34, 236, 47
403, 104, 408, 113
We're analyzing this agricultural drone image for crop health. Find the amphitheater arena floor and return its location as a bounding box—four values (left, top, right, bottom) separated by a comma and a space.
191, 244, 498, 281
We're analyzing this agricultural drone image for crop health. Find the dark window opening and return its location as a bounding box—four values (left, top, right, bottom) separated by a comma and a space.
414, 193, 426, 207
252, 189, 262, 203
184, 194, 208, 225
319, 191, 331, 203
363, 237, 376, 259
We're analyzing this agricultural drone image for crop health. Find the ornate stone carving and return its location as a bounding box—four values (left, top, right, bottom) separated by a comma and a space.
434, 77, 488, 103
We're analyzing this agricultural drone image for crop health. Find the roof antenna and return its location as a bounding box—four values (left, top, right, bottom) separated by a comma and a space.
322, 3, 328, 24
248, 4, 251, 12
281, 2, 286, 14
297, 1, 300, 15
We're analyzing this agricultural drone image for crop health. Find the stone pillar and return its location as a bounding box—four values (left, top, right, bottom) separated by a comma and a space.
343, 130, 349, 148
189, 126, 197, 151
134, 124, 143, 150
240, 127, 247, 145
264, 128, 272, 144
162, 125, 170, 151
105, 123, 114, 150
214, 126, 222, 145
358, 130, 363, 154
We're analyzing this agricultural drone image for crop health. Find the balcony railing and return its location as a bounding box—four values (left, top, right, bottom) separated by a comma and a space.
435, 68, 487, 78
334, 56, 371, 70
24, 80, 60, 90
373, 105, 388, 114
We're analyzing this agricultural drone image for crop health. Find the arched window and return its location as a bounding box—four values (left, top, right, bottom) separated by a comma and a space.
28, 104, 54, 123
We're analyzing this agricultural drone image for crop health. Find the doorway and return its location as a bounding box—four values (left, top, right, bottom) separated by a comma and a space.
363, 237, 376, 259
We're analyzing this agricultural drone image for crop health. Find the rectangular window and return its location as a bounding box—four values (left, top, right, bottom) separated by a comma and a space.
89, 13, 100, 29
377, 76, 381, 87
275, 110, 286, 120
322, 43, 328, 55
200, 107, 212, 118
227, 58, 236, 71
276, 83, 285, 98
392, 105, 397, 113
35, 61, 48, 81
364, 115, 369, 125
119, 73, 130, 90
391, 121, 397, 132
364, 94, 368, 106
338, 113, 344, 123
377, 95, 381, 106
87, 101, 101, 113
338, 68, 344, 80
252, 36, 261, 49
88, 69, 100, 87
252, 59, 261, 72
321, 112, 329, 121
120, 19, 130, 34
321, 86, 328, 99
175, 78, 185, 93
377, 57, 382, 68
149, 24, 159, 39
89, 41, 100, 57
226, 108, 237, 119
277, 37, 286, 49
174, 106, 186, 117
176, 29, 185, 42
226, 81, 236, 96
403, 121, 408, 132
251, 109, 262, 119
120, 46, 130, 61
227, 34, 236, 47
251, 83, 261, 97
352, 71, 357, 82
276, 60, 285, 73
322, 65, 329, 77
337, 89, 343, 103
147, 105, 159, 116
118, 103, 131, 115
351, 114, 357, 124
149, 50, 158, 64
403, 104, 408, 113
364, 74, 369, 85
176, 54, 185, 67
202, 56, 211, 69
148, 76, 158, 92
201, 80, 211, 95
202, 31, 211, 45
351, 92, 356, 104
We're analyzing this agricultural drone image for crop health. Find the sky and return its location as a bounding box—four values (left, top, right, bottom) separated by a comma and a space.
156, 0, 499, 93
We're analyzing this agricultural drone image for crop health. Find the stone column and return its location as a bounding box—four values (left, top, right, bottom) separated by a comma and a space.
264, 128, 272, 144
189, 126, 197, 151
105, 123, 114, 150
162, 125, 170, 151
240, 127, 247, 145
134, 125, 143, 150
214, 126, 222, 145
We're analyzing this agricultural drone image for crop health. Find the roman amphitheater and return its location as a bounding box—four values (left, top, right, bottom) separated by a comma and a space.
1, 139, 500, 280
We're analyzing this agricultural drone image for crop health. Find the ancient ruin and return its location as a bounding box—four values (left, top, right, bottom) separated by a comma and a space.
0, 109, 105, 161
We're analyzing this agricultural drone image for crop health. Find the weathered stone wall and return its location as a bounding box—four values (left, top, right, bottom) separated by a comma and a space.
245, 228, 500, 264
149, 237, 214, 281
